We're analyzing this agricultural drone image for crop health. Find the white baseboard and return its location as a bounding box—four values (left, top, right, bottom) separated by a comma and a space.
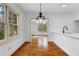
10, 41, 25, 56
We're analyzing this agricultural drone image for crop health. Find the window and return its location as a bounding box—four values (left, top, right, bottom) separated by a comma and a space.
8, 10, 18, 38
38, 23, 47, 32
0, 3, 19, 40
0, 4, 5, 40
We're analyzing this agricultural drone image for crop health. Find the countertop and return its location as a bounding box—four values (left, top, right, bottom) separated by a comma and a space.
51, 32, 79, 39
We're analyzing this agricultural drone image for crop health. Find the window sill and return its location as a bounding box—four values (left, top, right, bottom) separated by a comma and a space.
8, 35, 20, 40
0, 36, 20, 47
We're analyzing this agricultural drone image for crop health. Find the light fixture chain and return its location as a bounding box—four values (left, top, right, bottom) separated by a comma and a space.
40, 3, 42, 12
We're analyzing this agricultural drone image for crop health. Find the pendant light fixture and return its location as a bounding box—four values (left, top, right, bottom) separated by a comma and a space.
36, 3, 46, 24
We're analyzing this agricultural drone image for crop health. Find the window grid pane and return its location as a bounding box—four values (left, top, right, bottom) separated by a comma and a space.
9, 24, 17, 37
0, 4, 4, 23
0, 4, 5, 40
8, 10, 18, 38
38, 23, 47, 32
0, 22, 4, 40
9, 11, 17, 24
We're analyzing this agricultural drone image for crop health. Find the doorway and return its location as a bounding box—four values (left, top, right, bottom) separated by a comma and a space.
30, 18, 49, 47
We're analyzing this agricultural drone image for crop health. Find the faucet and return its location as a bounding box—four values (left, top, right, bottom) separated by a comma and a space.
62, 26, 68, 33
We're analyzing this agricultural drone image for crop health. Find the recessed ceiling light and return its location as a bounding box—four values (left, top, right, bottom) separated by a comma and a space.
61, 4, 66, 8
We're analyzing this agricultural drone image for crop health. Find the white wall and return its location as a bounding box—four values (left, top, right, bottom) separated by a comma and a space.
24, 14, 32, 42
0, 3, 27, 56
74, 13, 79, 33
31, 21, 38, 35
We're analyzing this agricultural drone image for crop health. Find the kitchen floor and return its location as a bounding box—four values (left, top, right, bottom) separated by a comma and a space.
12, 36, 68, 56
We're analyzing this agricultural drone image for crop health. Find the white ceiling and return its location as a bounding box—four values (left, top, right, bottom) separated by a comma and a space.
14, 3, 79, 14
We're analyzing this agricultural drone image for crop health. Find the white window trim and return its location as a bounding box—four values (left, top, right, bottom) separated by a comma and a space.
6, 5, 19, 39
0, 3, 20, 40
0, 4, 7, 40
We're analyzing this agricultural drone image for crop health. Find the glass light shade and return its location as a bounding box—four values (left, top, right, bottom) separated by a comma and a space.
39, 18, 43, 23
36, 20, 39, 24
42, 20, 46, 24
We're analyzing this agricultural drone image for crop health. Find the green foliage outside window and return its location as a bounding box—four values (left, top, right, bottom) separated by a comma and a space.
0, 4, 4, 40
9, 11, 18, 38
0, 23, 4, 40
0, 31, 4, 40
38, 23, 47, 32
9, 24, 17, 37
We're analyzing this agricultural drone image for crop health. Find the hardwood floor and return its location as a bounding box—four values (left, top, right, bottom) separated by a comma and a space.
12, 42, 68, 56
